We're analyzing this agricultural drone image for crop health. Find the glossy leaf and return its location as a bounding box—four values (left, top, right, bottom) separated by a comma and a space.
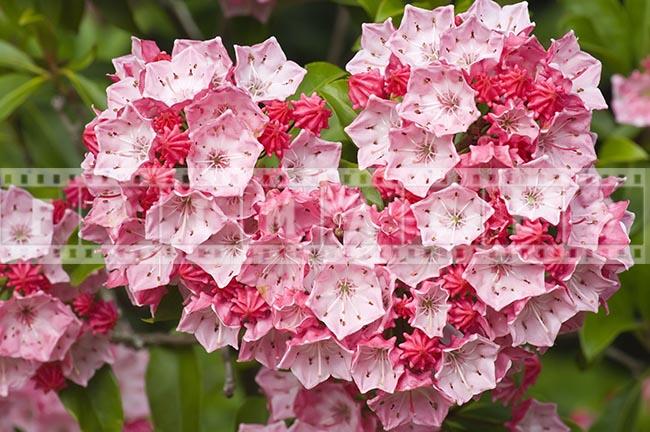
318, 78, 356, 130
598, 135, 648, 165
293, 61, 347, 98
59, 366, 124, 432
0, 40, 45, 74
146, 346, 201, 432
590, 379, 642, 432
579, 286, 641, 362
625, 0, 650, 61
63, 69, 107, 110
376, 0, 405, 21
234, 396, 269, 426
0, 74, 47, 121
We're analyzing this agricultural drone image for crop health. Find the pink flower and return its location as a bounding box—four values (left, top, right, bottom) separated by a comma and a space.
94, 104, 156, 182
88, 301, 118, 335
499, 157, 579, 225
408, 281, 450, 338
291, 92, 331, 135
387, 4, 455, 67
33, 362, 67, 393
62, 332, 114, 386
281, 130, 341, 190
278, 328, 353, 389
399, 329, 440, 373
142, 47, 216, 107
439, 16, 504, 70
233, 37, 306, 102
373, 199, 419, 246
508, 399, 570, 432
460, 0, 533, 36
0, 293, 81, 362
293, 382, 364, 431
5, 263, 50, 296
153, 125, 191, 166
463, 245, 546, 311
385, 124, 460, 197
612, 63, 650, 126
351, 336, 403, 393
547, 32, 607, 111
0, 186, 54, 263
534, 108, 595, 174
347, 70, 386, 110
307, 264, 385, 339
176, 293, 240, 352
259, 120, 291, 158
187, 110, 263, 197
411, 183, 495, 250
144, 189, 227, 254
345, 95, 400, 169
508, 286, 577, 347
347, 19, 396, 75
435, 335, 499, 404
384, 55, 410, 97
368, 374, 451, 430
399, 63, 480, 136
264, 99, 293, 125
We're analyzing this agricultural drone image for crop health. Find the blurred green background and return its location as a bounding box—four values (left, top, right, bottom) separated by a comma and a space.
0, 0, 648, 431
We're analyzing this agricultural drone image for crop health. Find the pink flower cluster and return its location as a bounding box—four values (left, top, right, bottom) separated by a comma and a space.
0, 345, 151, 432
0, 187, 118, 398
77, 1, 634, 431
612, 57, 650, 126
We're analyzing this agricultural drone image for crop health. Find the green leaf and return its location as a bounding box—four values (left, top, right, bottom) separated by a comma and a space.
625, 0, 650, 62
357, 0, 381, 18
598, 135, 648, 166
62, 69, 107, 110
147, 346, 201, 432
0, 121, 28, 167
455, 0, 474, 14
293, 62, 347, 98
59, 366, 124, 432
194, 348, 244, 432
67, 45, 97, 72
235, 396, 269, 426
0, 40, 45, 74
20, 103, 83, 167
560, 0, 633, 74
0, 74, 47, 121
579, 286, 641, 362
376, 0, 405, 21
318, 79, 357, 130
142, 289, 184, 323
444, 396, 510, 431
340, 166, 385, 209
590, 379, 642, 432
69, 261, 105, 286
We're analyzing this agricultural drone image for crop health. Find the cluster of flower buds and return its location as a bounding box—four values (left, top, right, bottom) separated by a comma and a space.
77, 1, 633, 431
612, 57, 650, 127
0, 187, 118, 399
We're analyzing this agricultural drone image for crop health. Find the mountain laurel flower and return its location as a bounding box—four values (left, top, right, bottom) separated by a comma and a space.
63, 2, 633, 431
291, 92, 331, 135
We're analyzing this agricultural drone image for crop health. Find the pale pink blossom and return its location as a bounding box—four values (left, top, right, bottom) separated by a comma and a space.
234, 37, 306, 102
399, 63, 480, 136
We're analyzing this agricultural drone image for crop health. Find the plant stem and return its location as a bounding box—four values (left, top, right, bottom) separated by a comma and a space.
222, 347, 236, 398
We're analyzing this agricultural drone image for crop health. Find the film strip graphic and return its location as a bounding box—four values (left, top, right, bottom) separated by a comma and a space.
0, 167, 647, 265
